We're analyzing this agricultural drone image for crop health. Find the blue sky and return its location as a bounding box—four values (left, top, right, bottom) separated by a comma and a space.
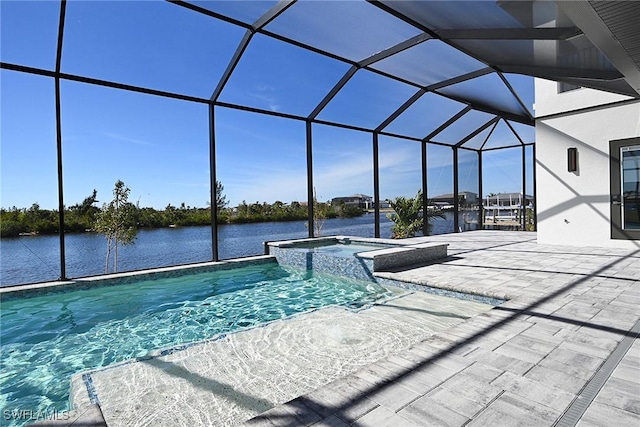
1, 0, 534, 210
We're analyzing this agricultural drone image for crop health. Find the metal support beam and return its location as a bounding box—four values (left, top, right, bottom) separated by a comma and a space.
373, 133, 380, 238
434, 27, 582, 40
478, 150, 484, 229
433, 90, 533, 125
55, 0, 67, 281
425, 67, 493, 91
503, 118, 526, 145
522, 144, 527, 231
309, 65, 358, 120
453, 147, 460, 233
252, 0, 295, 30
533, 144, 538, 231
497, 72, 534, 121
455, 116, 500, 148
558, 0, 640, 95
306, 121, 314, 238
423, 106, 472, 142
0, 62, 212, 104
421, 141, 429, 236
497, 64, 623, 81
479, 120, 499, 151
210, 1, 295, 102
360, 33, 431, 67
210, 30, 253, 102
376, 89, 425, 132
209, 104, 219, 261
167, 0, 251, 30
482, 142, 534, 152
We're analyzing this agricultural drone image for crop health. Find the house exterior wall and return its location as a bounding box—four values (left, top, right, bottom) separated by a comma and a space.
534, 78, 640, 248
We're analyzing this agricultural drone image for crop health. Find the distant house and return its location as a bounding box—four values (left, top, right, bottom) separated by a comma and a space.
331, 194, 372, 209
483, 193, 533, 208
430, 192, 478, 208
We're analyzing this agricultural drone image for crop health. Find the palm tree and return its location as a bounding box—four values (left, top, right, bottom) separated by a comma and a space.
387, 190, 445, 238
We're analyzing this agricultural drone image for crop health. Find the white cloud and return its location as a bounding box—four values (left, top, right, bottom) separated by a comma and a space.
249, 85, 280, 112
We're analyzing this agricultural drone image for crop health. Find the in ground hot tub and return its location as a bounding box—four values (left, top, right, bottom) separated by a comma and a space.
267, 236, 448, 281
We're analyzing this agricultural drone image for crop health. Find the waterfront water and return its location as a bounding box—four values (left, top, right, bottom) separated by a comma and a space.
0, 213, 462, 287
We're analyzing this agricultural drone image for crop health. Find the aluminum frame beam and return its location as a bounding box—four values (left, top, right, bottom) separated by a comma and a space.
433, 27, 582, 40
423, 106, 472, 142
455, 116, 500, 148
55, 0, 68, 281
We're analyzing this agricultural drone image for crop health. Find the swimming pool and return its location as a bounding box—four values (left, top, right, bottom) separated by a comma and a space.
0, 261, 394, 426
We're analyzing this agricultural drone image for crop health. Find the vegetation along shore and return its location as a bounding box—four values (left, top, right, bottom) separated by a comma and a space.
0, 181, 364, 238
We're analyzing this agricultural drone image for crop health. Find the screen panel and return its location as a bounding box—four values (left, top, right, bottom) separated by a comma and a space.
61, 81, 212, 277
1, 71, 59, 285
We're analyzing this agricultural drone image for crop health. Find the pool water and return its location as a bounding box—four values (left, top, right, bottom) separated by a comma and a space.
0, 262, 393, 424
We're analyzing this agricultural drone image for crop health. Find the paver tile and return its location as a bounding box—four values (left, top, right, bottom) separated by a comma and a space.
579, 401, 640, 426
461, 362, 504, 382
399, 395, 470, 427
424, 386, 484, 418
525, 365, 589, 394
537, 358, 598, 381
594, 376, 640, 415
611, 363, 640, 384
439, 372, 503, 406
491, 371, 576, 412
494, 341, 548, 364
467, 392, 561, 427
507, 334, 559, 355
392, 367, 443, 395
545, 347, 605, 372
557, 339, 614, 359
366, 381, 421, 412
466, 348, 534, 374
352, 406, 419, 427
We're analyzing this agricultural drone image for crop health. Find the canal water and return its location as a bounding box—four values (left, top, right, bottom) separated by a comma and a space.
1, 213, 462, 286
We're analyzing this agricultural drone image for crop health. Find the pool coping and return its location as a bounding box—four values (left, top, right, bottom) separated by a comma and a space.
0, 255, 276, 300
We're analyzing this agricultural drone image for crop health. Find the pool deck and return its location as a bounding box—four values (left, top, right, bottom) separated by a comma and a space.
245, 231, 640, 427
35, 230, 639, 426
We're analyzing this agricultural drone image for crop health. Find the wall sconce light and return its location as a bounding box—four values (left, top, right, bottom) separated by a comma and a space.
567, 147, 578, 172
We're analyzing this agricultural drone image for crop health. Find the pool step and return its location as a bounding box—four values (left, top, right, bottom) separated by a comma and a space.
358, 242, 449, 272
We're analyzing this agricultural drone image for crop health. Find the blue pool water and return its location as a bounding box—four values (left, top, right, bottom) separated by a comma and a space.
292, 242, 395, 257
0, 262, 393, 425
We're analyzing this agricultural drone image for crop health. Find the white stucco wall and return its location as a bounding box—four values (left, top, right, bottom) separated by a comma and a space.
535, 79, 640, 248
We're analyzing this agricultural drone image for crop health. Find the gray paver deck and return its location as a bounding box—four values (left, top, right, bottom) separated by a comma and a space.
245, 231, 640, 427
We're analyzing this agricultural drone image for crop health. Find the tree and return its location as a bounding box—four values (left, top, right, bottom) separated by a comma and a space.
387, 190, 445, 238
66, 190, 99, 232
94, 180, 138, 273
215, 181, 228, 211
307, 188, 327, 237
